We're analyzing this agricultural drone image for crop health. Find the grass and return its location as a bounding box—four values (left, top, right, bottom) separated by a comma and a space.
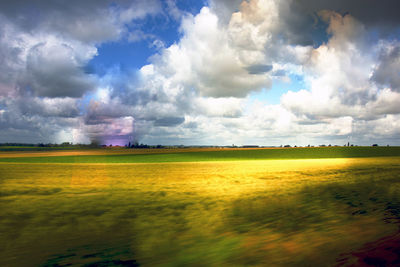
0, 146, 399, 163
0, 149, 400, 266
0, 146, 83, 152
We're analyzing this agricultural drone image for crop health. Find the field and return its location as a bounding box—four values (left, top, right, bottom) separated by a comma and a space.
1, 147, 400, 266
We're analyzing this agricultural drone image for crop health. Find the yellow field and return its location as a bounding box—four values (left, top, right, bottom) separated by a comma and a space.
1, 157, 400, 266
0, 147, 260, 158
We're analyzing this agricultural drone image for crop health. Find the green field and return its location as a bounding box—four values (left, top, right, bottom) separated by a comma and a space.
0, 146, 83, 152
1, 146, 399, 163
1, 147, 400, 266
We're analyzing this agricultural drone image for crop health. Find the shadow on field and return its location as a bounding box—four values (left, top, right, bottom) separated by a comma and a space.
228, 176, 400, 234
0, 188, 62, 197
43, 250, 139, 267
226, 176, 400, 265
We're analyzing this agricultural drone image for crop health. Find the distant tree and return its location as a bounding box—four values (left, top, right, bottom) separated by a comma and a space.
89, 140, 100, 148
372, 144, 378, 146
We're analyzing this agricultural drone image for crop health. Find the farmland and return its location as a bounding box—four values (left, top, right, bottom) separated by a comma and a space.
1, 147, 400, 266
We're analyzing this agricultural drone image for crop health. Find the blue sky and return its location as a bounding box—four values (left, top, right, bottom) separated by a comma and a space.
0, 0, 400, 146
89, 0, 206, 72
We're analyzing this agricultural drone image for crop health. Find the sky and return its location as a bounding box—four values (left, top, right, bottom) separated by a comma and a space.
1, 0, 400, 146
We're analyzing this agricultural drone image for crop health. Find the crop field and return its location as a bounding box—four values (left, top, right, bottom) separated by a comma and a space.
1, 147, 400, 266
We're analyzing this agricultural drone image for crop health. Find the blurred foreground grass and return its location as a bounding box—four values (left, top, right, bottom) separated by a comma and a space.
1, 157, 400, 266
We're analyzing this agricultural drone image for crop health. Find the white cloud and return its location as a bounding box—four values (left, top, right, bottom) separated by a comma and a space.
281, 11, 378, 119
1, 0, 400, 145
148, 6, 273, 98
193, 97, 243, 118
113, 1, 400, 145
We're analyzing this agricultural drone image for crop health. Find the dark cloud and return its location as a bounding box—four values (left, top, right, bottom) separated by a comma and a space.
0, 0, 117, 43
246, 64, 273, 75
17, 97, 80, 118
340, 89, 378, 107
154, 117, 185, 127
260, 0, 400, 48
0, 103, 78, 143
0, 0, 162, 43
86, 100, 134, 121
277, 1, 316, 46
372, 44, 400, 91
293, 0, 400, 29
21, 42, 96, 98
0, 24, 23, 96
297, 119, 328, 125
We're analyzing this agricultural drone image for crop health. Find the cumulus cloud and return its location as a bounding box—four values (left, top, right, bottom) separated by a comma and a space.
137, 1, 312, 99
0, 0, 164, 143
154, 117, 185, 127
0, 99, 81, 143
23, 41, 97, 97
98, 1, 400, 145
294, 0, 400, 30
1, 0, 400, 145
372, 43, 400, 92
282, 11, 377, 118
150, 7, 271, 97
18, 97, 80, 118
0, 0, 162, 43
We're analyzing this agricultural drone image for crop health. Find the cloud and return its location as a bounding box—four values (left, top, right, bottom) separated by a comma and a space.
23, 41, 97, 97
118, 0, 161, 23
0, 0, 400, 146
282, 11, 377, 119
146, 4, 285, 98
97, 1, 400, 146
0, 99, 81, 143
208, 0, 243, 24
18, 97, 80, 118
154, 117, 185, 127
372, 42, 400, 92
246, 64, 273, 75
165, 0, 184, 21
294, 0, 400, 30
0, 0, 117, 43
0, 14, 99, 99
193, 97, 243, 118
0, 0, 163, 43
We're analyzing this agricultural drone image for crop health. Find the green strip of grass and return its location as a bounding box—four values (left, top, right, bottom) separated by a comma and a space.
0, 146, 83, 152
1, 146, 399, 163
